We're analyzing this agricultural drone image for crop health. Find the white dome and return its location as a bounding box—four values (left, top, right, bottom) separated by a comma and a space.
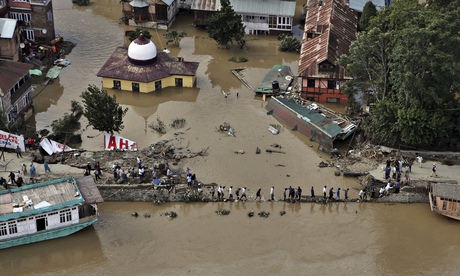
128, 34, 157, 63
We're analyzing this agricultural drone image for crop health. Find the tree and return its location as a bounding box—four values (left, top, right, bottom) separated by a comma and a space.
206, 0, 245, 48
164, 30, 186, 46
129, 28, 152, 42
0, 108, 8, 131
278, 36, 301, 53
358, 1, 377, 32
81, 85, 128, 135
50, 101, 83, 145
340, 0, 460, 148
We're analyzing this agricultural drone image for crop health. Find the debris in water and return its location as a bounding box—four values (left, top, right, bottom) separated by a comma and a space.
258, 211, 270, 218
216, 209, 231, 215
248, 210, 254, 217
279, 211, 286, 216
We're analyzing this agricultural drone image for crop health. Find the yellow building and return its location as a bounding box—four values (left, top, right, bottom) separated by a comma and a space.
97, 34, 198, 93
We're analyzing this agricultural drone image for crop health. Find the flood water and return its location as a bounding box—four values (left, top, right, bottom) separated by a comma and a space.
2, 1, 459, 274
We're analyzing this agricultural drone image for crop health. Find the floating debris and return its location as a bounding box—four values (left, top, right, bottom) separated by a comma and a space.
161, 211, 177, 218
143, 213, 151, 218
234, 150, 245, 154
279, 210, 286, 216
256, 147, 261, 154
318, 161, 329, 168
131, 212, 139, 217
258, 211, 270, 218
248, 210, 254, 217
276, 163, 285, 167
270, 143, 282, 148
149, 117, 167, 134
170, 117, 186, 129
216, 209, 231, 216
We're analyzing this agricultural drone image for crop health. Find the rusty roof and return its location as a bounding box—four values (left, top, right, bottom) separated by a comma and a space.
191, 0, 221, 11
298, 0, 357, 78
0, 60, 33, 93
97, 47, 199, 83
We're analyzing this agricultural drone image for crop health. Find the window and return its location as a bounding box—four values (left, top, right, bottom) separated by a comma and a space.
14, 0, 30, 2
23, 29, 35, 41
8, 222, 18, 235
132, 82, 139, 92
327, 80, 335, 89
7, 110, 15, 123
155, 81, 162, 90
0, 223, 7, 236
113, 80, 121, 89
307, 79, 315, 88
23, 93, 31, 106
47, 11, 53, 22
175, 78, 183, 87
60, 210, 72, 223
260, 16, 266, 21
8, 12, 31, 22
326, 97, 340, 103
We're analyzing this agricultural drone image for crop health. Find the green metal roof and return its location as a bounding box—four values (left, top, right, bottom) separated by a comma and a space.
275, 97, 344, 138
254, 65, 294, 94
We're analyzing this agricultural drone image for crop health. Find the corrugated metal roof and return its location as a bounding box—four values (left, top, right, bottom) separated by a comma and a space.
255, 65, 294, 94
191, 0, 221, 11
349, 0, 385, 12
432, 183, 460, 200
0, 18, 17, 39
298, 0, 357, 78
231, 0, 296, 17
97, 47, 199, 83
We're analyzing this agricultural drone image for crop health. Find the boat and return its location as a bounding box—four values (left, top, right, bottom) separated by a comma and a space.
265, 96, 357, 151
0, 176, 103, 249
429, 181, 460, 220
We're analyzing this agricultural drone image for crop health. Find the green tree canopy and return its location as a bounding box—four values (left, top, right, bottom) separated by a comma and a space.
129, 28, 152, 42
278, 36, 301, 53
164, 30, 186, 46
81, 85, 128, 135
50, 101, 83, 145
206, 0, 245, 48
340, 0, 460, 148
358, 1, 377, 32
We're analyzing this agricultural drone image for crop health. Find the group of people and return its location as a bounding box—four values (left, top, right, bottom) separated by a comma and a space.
322, 185, 350, 201
2, 162, 41, 189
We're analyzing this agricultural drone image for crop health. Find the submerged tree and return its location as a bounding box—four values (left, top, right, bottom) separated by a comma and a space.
50, 101, 83, 145
81, 85, 128, 135
278, 36, 301, 53
206, 0, 245, 48
164, 30, 186, 46
129, 28, 152, 42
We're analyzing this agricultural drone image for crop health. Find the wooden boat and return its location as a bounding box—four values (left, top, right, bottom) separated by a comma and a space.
0, 176, 103, 249
429, 182, 460, 220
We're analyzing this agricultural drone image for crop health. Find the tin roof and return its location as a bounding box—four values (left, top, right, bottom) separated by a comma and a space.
191, 0, 221, 11
97, 47, 199, 83
75, 176, 104, 204
191, 0, 295, 16
0, 177, 85, 221
298, 0, 357, 78
432, 182, 460, 200
0, 60, 33, 94
254, 65, 294, 94
231, 0, 296, 17
0, 18, 17, 39
273, 97, 344, 138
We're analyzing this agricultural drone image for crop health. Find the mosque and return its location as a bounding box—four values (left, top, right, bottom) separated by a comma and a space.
97, 34, 199, 93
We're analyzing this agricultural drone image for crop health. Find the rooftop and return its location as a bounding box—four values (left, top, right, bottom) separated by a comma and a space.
0, 177, 83, 221
0, 60, 33, 93
97, 47, 199, 83
298, 0, 357, 78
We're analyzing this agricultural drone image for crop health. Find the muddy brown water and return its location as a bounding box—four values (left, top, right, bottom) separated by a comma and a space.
3, 1, 459, 274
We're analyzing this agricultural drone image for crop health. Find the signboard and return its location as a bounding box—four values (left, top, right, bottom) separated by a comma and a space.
104, 133, 138, 151
0, 130, 25, 152
39, 138, 76, 155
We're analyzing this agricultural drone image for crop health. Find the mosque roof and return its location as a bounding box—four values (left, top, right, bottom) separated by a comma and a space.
97, 47, 199, 83
128, 33, 157, 63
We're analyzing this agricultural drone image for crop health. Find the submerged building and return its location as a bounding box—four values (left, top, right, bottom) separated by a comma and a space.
97, 34, 199, 93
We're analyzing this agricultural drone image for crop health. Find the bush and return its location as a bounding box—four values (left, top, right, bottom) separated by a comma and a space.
278, 36, 301, 53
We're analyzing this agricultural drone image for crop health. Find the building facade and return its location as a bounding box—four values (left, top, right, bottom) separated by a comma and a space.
191, 0, 296, 34
298, 0, 357, 104
121, 0, 180, 29
7, 0, 55, 45
97, 34, 199, 93
0, 60, 34, 128
0, 18, 21, 61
